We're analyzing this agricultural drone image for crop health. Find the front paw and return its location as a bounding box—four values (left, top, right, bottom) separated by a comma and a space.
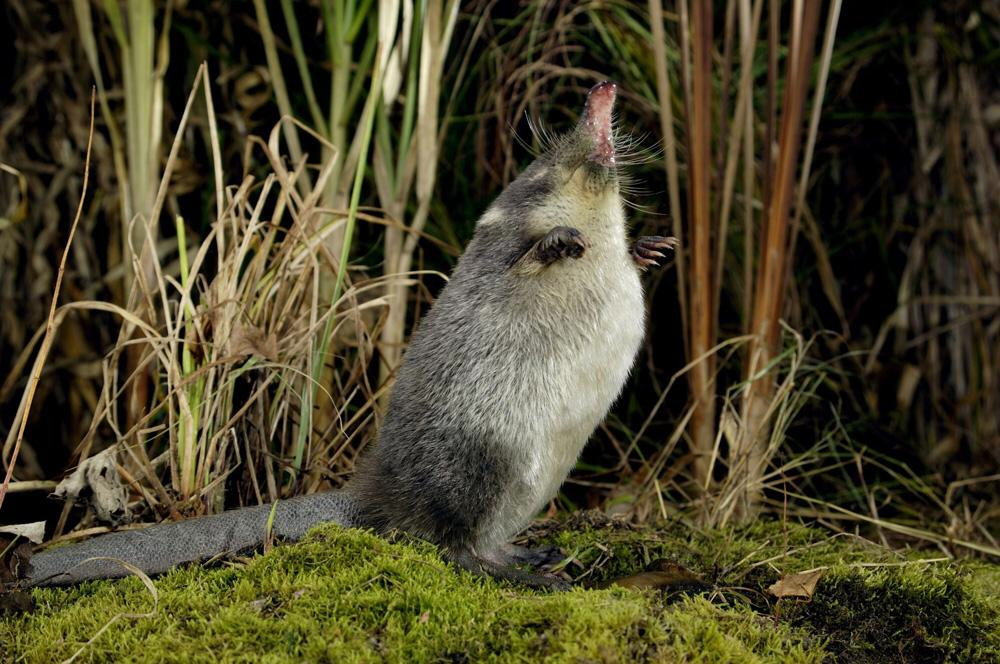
632, 235, 678, 269
537, 226, 590, 265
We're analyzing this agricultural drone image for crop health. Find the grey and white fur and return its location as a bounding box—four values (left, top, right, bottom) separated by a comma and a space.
23, 81, 676, 589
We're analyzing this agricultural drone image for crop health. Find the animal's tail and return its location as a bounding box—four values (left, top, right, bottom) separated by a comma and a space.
25, 490, 364, 587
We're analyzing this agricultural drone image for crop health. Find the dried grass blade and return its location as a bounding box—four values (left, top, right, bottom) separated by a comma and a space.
0, 90, 96, 511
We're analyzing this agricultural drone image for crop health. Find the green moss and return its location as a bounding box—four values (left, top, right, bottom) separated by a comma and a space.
3, 519, 998, 663
538, 515, 1000, 662
783, 565, 1000, 662
541, 514, 915, 586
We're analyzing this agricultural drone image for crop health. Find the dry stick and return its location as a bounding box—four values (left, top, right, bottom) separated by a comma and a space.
678, 0, 693, 119
203, 64, 225, 254
789, 0, 804, 78
789, 0, 843, 243
716, 0, 737, 197
687, 0, 717, 490
762, 0, 779, 239
739, 0, 755, 334
762, 2, 821, 335
714, 0, 764, 339
736, 1, 822, 521
648, 0, 689, 355
4, 480, 59, 494
0, 90, 96, 511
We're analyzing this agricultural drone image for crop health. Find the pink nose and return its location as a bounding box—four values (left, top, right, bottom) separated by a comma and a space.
584, 81, 617, 122
588, 80, 617, 104
583, 81, 617, 165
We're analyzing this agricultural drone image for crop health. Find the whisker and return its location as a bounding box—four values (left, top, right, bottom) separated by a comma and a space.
525, 113, 560, 154
621, 198, 666, 215
511, 120, 543, 158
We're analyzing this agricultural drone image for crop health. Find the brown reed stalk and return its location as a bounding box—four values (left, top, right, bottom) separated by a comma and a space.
731, 0, 824, 522
685, 0, 717, 492
649, 0, 841, 516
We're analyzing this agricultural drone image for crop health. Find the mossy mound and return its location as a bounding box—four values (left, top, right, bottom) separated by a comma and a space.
3, 518, 998, 663
535, 515, 1000, 662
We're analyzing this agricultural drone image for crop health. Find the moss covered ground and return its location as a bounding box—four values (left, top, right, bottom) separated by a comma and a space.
2, 516, 998, 663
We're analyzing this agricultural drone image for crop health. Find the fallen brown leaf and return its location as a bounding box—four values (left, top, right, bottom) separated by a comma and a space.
0, 589, 34, 616
0, 538, 33, 586
767, 568, 826, 600
604, 560, 711, 594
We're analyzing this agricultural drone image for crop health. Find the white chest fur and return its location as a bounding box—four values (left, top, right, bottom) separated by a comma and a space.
483, 199, 646, 546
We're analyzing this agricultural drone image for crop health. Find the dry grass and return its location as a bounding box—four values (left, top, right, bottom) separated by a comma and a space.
0, 89, 96, 513
883, 7, 1000, 478
1, 62, 411, 534
0, 1, 459, 538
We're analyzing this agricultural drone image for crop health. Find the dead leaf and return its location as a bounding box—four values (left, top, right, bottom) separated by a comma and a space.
234, 66, 273, 114
0, 538, 33, 585
768, 568, 825, 600
605, 560, 710, 594
896, 363, 922, 410
54, 448, 129, 525
0, 589, 34, 615
419, 611, 430, 624
0, 521, 45, 544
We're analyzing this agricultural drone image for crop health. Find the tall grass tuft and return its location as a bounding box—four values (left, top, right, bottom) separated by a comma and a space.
253, 0, 461, 452
3, 69, 408, 533
374, 0, 460, 382
648, 0, 842, 520
71, 0, 169, 299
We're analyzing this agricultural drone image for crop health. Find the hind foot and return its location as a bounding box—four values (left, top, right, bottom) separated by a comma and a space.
501, 543, 565, 569
447, 549, 570, 590
632, 235, 678, 269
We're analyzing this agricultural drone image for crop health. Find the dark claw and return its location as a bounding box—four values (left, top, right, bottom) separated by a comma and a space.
504, 544, 566, 569
537, 226, 590, 265
632, 235, 678, 270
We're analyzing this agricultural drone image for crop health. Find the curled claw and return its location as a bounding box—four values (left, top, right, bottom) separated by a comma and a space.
632, 235, 679, 270
537, 226, 590, 264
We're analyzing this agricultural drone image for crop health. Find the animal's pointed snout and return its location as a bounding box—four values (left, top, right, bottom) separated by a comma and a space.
581, 81, 617, 166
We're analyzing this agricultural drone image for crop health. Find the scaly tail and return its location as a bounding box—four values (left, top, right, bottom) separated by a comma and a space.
26, 491, 364, 587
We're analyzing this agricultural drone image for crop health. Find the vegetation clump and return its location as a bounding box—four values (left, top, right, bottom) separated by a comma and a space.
3, 518, 997, 663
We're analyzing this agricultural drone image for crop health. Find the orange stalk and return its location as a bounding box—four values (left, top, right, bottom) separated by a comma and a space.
686, 0, 717, 489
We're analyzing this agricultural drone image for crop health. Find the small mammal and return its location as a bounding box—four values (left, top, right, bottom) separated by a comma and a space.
25, 81, 676, 589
